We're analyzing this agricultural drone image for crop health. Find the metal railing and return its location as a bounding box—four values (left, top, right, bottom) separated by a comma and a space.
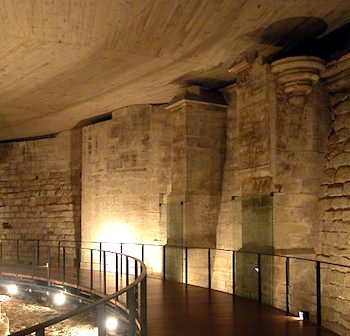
1, 238, 350, 331
80, 240, 349, 328
0, 240, 147, 336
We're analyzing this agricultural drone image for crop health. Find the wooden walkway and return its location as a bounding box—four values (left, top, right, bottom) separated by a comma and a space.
0, 265, 338, 336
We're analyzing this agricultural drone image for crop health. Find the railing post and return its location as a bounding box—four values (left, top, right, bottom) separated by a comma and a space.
76, 247, 80, 287
62, 246, 66, 284
115, 253, 119, 292
32, 243, 36, 279
285, 257, 290, 314
163, 245, 166, 280
120, 244, 123, 278
316, 261, 322, 326
57, 240, 61, 267
103, 251, 107, 295
232, 251, 236, 296
135, 258, 138, 279
37, 240, 40, 265
141, 244, 145, 262
208, 248, 211, 290
185, 247, 188, 287
47, 246, 51, 282
16, 239, 19, 277
141, 276, 147, 336
258, 254, 262, 303
127, 287, 136, 336
97, 303, 106, 336
90, 249, 94, 292
36, 328, 45, 336
126, 256, 129, 286
99, 242, 102, 272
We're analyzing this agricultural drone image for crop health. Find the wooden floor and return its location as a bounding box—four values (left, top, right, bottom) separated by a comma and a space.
0, 265, 338, 336
146, 278, 337, 336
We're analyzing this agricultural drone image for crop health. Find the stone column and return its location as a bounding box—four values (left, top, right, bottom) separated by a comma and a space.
165, 86, 227, 283
166, 86, 227, 248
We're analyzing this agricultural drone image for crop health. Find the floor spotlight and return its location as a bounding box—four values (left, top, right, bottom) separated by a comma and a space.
106, 316, 118, 332
7, 284, 18, 295
53, 292, 66, 306
298, 311, 309, 320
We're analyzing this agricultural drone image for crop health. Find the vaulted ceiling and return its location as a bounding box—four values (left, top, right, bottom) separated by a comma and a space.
0, 0, 349, 140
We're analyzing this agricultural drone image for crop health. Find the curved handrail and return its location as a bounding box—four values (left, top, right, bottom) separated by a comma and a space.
10, 252, 146, 336
0, 245, 147, 336
3, 238, 349, 268
2, 238, 350, 333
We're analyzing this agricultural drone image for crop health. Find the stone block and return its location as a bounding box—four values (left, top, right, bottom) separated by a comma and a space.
335, 166, 350, 183
328, 184, 344, 196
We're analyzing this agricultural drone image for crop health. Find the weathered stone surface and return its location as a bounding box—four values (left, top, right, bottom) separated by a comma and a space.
0, 130, 81, 262
335, 166, 350, 183
271, 56, 325, 106
319, 52, 350, 335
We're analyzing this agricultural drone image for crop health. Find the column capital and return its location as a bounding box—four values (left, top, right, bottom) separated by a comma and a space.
166, 85, 227, 110
271, 56, 325, 106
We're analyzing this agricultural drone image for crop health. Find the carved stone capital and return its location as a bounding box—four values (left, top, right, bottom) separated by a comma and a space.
271, 56, 325, 106
166, 85, 227, 110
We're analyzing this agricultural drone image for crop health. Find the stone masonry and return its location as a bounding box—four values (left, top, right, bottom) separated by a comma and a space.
0, 130, 81, 264
318, 53, 350, 335
1, 54, 350, 336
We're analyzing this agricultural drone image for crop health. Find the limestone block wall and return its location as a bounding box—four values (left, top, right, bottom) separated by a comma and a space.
0, 130, 82, 265
164, 89, 227, 282
272, 85, 330, 314
318, 53, 350, 336
81, 104, 172, 276
216, 89, 241, 252
211, 60, 330, 316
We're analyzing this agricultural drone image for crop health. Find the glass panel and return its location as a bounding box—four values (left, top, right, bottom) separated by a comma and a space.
272, 256, 287, 311
235, 252, 259, 300
289, 259, 316, 320
165, 246, 183, 282
188, 248, 207, 288
211, 250, 232, 293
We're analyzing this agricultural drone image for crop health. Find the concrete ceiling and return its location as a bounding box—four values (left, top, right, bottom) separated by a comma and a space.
0, 0, 349, 141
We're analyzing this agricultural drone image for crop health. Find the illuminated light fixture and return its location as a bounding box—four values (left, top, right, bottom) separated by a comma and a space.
105, 316, 118, 331
254, 267, 259, 272
298, 311, 309, 320
53, 292, 66, 306
7, 284, 18, 295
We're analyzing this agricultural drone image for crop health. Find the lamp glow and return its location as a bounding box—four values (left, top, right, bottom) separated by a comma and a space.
254, 267, 259, 272
53, 292, 66, 306
298, 311, 309, 320
105, 316, 118, 331
7, 284, 18, 295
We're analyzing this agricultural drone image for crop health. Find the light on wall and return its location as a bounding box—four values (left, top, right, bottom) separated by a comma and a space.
99, 221, 135, 244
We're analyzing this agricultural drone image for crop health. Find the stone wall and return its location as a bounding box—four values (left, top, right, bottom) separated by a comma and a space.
211, 60, 330, 316
81, 104, 172, 275
318, 53, 350, 336
0, 54, 349, 335
0, 130, 81, 265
